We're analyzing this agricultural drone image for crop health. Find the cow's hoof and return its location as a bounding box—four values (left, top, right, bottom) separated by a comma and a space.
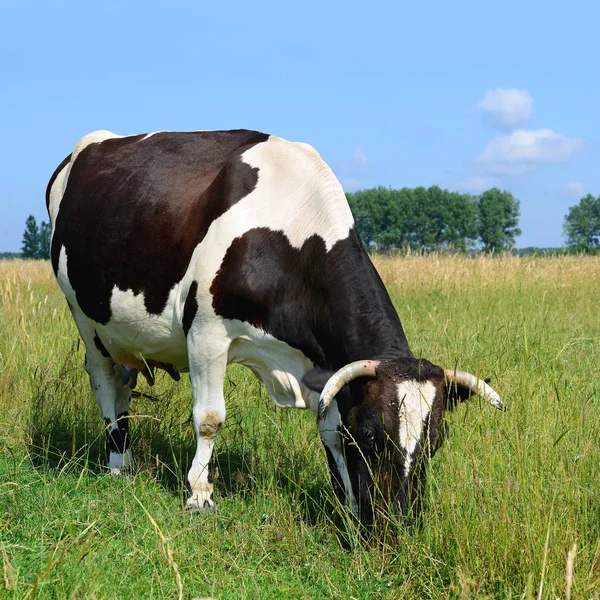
107, 450, 135, 475
185, 494, 215, 513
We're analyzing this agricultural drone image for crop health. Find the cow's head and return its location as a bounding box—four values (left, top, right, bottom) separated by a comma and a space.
303, 356, 504, 530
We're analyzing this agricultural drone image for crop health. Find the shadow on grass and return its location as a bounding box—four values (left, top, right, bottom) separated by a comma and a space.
27, 343, 105, 474
26, 346, 337, 529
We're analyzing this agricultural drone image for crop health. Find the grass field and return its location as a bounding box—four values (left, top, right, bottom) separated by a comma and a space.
0, 256, 598, 599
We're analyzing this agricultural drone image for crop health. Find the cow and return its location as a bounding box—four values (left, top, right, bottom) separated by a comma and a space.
46, 129, 504, 529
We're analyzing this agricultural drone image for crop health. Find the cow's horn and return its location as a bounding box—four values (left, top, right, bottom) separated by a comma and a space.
318, 360, 380, 420
444, 369, 505, 410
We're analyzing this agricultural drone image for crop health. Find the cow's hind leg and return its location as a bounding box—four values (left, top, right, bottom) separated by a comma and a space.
185, 333, 229, 512
71, 310, 133, 472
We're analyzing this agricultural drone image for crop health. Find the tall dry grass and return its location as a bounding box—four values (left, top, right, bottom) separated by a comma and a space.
373, 252, 600, 292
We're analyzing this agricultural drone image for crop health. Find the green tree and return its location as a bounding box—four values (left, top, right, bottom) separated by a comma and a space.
563, 194, 600, 251
348, 185, 480, 252
347, 186, 407, 250
347, 187, 386, 248
443, 190, 478, 251
477, 188, 521, 251
21, 215, 41, 258
39, 221, 51, 259
410, 186, 477, 251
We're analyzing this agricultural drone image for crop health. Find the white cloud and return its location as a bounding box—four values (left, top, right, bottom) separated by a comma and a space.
564, 182, 584, 198
478, 88, 533, 128
478, 129, 582, 174
458, 176, 497, 193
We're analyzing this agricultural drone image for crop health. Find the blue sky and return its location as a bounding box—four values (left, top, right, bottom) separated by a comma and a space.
2, 0, 598, 251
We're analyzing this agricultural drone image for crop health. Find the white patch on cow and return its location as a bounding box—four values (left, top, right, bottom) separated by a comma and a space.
225, 320, 317, 409
241, 137, 354, 251
47, 164, 71, 229
396, 380, 436, 474
105, 285, 188, 369
56, 246, 77, 305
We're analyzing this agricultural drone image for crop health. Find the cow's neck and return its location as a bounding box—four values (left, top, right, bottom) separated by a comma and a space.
258, 228, 414, 370
311, 230, 413, 368
211, 226, 413, 371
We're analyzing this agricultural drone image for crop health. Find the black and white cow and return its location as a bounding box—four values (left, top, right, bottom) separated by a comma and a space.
46, 129, 503, 528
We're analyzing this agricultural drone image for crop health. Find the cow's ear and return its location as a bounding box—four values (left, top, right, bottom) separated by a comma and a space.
302, 368, 335, 393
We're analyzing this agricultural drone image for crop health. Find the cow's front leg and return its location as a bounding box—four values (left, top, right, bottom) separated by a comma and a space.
185, 333, 229, 512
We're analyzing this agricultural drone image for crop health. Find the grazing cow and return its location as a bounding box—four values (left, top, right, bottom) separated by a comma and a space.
46, 129, 504, 528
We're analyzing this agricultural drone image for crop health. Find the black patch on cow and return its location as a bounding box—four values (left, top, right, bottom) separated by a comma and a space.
163, 363, 181, 381
182, 281, 198, 336
142, 364, 155, 386
93, 332, 111, 358
302, 368, 335, 393
51, 130, 269, 324
104, 412, 130, 459
45, 153, 72, 213
210, 227, 412, 369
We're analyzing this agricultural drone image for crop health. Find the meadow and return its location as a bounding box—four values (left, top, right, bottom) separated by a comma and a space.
0, 255, 598, 599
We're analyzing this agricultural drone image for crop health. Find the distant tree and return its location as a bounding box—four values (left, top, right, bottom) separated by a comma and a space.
443, 190, 478, 251
347, 186, 411, 250
346, 186, 392, 248
20, 216, 51, 259
563, 194, 600, 251
477, 188, 521, 251
21, 215, 41, 258
411, 186, 477, 251
39, 221, 51, 259
410, 186, 435, 250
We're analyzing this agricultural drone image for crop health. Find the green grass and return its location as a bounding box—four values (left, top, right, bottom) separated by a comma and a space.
0, 256, 599, 599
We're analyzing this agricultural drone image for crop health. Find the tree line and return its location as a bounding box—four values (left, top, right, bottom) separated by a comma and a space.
346, 186, 521, 252
347, 186, 600, 253
17, 190, 600, 258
